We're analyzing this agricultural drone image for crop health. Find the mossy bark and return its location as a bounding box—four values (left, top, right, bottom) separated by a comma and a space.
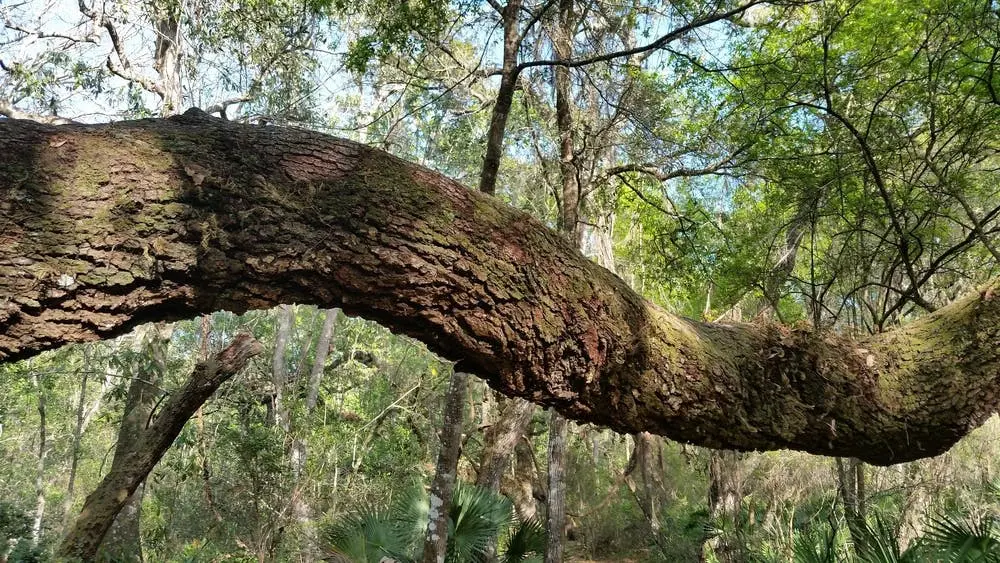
2, 110, 1000, 465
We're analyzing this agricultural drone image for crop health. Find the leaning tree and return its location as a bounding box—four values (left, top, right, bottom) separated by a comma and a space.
2, 109, 999, 470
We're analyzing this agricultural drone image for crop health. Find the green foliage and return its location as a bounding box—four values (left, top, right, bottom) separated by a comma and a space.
922, 514, 1000, 562
0, 502, 44, 563
322, 482, 544, 563
499, 517, 545, 563
790, 525, 838, 563
448, 484, 515, 561
329, 0, 461, 74
325, 508, 414, 563
848, 512, 917, 563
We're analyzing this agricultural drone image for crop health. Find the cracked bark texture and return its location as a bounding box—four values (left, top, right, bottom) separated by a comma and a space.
2, 110, 1000, 465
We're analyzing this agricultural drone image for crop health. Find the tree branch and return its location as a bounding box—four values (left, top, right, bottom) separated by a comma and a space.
2, 112, 1000, 467
516, 0, 771, 71
59, 333, 263, 560
0, 99, 76, 124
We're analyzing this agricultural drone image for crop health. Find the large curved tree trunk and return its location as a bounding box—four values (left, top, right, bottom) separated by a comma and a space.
1, 110, 999, 465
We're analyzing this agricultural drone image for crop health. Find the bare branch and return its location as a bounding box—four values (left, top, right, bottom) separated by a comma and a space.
0, 100, 76, 124
517, 0, 773, 71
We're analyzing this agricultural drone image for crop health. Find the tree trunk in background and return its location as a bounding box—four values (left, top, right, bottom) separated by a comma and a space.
476, 393, 536, 563
837, 456, 867, 555
152, 3, 182, 115
264, 305, 295, 561
545, 410, 569, 563
478, 0, 523, 196
626, 433, 663, 534
512, 438, 537, 521
99, 324, 171, 562
31, 372, 47, 545
703, 450, 743, 563
62, 362, 90, 530
305, 310, 337, 413
546, 2, 578, 559
60, 334, 262, 561
477, 396, 536, 491
194, 315, 224, 527
271, 305, 293, 431
291, 308, 338, 562
897, 462, 931, 550
421, 371, 469, 563
553, 2, 579, 243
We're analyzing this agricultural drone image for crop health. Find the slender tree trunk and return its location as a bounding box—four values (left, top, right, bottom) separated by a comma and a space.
152, 4, 182, 115
62, 365, 90, 530
292, 308, 338, 562
626, 433, 662, 534
837, 456, 867, 555
478, 0, 523, 196
258, 305, 295, 561
546, 3, 578, 560
421, 371, 469, 563
271, 305, 294, 431
897, 463, 931, 550
477, 393, 536, 563
703, 450, 743, 563
31, 372, 47, 546
100, 324, 171, 562
553, 2, 579, 243
59, 334, 263, 561
545, 410, 568, 563
195, 315, 224, 526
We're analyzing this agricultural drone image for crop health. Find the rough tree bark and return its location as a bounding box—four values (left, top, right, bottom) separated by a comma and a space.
2, 112, 1000, 465
58, 334, 263, 561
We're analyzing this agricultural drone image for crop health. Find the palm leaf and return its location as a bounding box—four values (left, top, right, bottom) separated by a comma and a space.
921, 513, 1000, 562
447, 483, 515, 563
792, 525, 839, 563
500, 518, 546, 563
323, 509, 414, 563
850, 512, 914, 563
